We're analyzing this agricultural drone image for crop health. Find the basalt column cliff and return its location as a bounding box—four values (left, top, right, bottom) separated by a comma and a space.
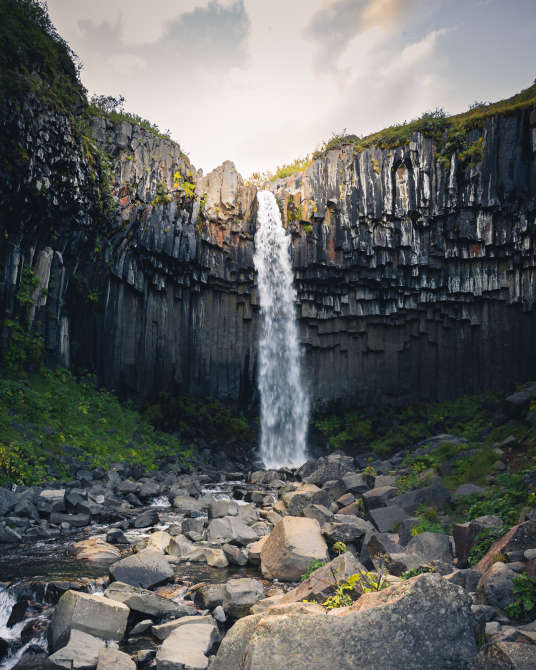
2, 99, 536, 407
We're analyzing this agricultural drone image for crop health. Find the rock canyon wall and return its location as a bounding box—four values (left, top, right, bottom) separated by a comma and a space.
2, 98, 536, 408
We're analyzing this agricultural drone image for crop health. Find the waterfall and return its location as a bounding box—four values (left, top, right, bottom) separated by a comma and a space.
254, 190, 309, 469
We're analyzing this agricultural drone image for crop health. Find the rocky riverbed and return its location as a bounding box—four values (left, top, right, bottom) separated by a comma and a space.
1, 426, 536, 669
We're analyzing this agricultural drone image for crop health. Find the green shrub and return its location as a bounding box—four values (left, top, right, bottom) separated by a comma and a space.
300, 559, 327, 581
468, 528, 503, 566
401, 566, 436, 580
321, 571, 389, 610
411, 505, 445, 536
505, 574, 536, 621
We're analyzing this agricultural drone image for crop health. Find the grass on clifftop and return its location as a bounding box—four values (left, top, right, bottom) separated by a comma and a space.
0, 368, 193, 486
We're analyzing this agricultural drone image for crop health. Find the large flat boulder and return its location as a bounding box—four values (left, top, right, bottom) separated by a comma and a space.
261, 517, 328, 581
109, 550, 173, 588
48, 590, 129, 652
210, 574, 477, 670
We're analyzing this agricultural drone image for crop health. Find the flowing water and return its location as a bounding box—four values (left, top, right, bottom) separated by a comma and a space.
254, 191, 309, 469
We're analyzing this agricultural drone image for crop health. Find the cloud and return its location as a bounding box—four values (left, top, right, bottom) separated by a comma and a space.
305, 0, 417, 71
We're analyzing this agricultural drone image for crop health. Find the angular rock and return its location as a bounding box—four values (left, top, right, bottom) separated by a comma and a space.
246, 537, 266, 565
453, 515, 504, 568
278, 552, 364, 605
97, 648, 135, 670
206, 516, 257, 546
47, 630, 106, 669
471, 641, 536, 669
362, 486, 397, 511
172, 496, 204, 514
206, 548, 228, 568
222, 543, 248, 566
104, 581, 193, 619
156, 620, 219, 670
145, 530, 173, 553
152, 615, 214, 642
193, 583, 225, 609
133, 509, 158, 529
222, 579, 264, 619
109, 550, 173, 589
476, 521, 536, 573
342, 472, 371, 495
73, 538, 121, 563
210, 574, 477, 670
48, 590, 129, 652
208, 500, 238, 519
368, 505, 409, 533
477, 562, 518, 609
405, 532, 453, 565
391, 484, 451, 514
281, 484, 331, 516
302, 503, 333, 524
322, 516, 374, 545
261, 516, 328, 581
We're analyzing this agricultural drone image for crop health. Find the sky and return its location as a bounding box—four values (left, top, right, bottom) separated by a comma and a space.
47, 0, 536, 177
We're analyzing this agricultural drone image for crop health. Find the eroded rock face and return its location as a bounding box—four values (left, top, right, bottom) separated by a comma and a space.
211, 574, 478, 670
3, 101, 536, 406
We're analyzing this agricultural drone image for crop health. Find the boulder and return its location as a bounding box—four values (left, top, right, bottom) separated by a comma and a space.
261, 517, 328, 581
206, 548, 229, 568
322, 516, 374, 545
475, 521, 536, 573
405, 532, 453, 565
391, 484, 451, 514
193, 583, 226, 609
223, 579, 264, 619
104, 581, 194, 619
362, 485, 398, 511
152, 615, 214, 642
156, 619, 219, 670
210, 574, 477, 670
246, 537, 266, 565
0, 487, 18, 516
172, 496, 204, 514
145, 530, 173, 553
206, 517, 257, 546
73, 538, 121, 563
477, 562, 518, 610
302, 504, 333, 524
208, 500, 238, 518
106, 529, 129, 545
453, 484, 486, 502
48, 590, 129, 652
133, 509, 159, 528
281, 484, 331, 516
301, 453, 355, 485
223, 543, 248, 566
50, 512, 90, 527
47, 630, 106, 669
471, 641, 536, 669
278, 552, 364, 605
368, 505, 409, 533
342, 472, 371, 495
97, 648, 135, 670
109, 550, 173, 589
453, 515, 504, 567
504, 384, 536, 418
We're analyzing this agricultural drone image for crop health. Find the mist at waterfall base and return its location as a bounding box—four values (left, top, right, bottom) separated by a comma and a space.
253, 191, 310, 469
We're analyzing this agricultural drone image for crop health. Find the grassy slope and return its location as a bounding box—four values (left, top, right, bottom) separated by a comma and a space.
0, 368, 192, 485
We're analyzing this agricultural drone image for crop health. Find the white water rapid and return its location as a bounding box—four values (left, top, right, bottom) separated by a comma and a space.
254, 190, 309, 469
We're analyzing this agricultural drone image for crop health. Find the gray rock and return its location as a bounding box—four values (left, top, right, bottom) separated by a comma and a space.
206, 517, 257, 546
453, 484, 486, 502
133, 509, 158, 528
156, 619, 219, 669
0, 487, 18, 516
368, 505, 409, 533
302, 503, 333, 524
223, 579, 264, 619
471, 641, 536, 669
48, 590, 129, 652
391, 483, 451, 513
47, 630, 107, 669
342, 472, 370, 495
0, 524, 22, 543
301, 453, 355, 485
208, 500, 238, 519
172, 496, 204, 514
405, 532, 453, 564
477, 562, 518, 609
213, 605, 226, 622
362, 486, 398, 511
152, 615, 214, 641
211, 574, 477, 670
222, 543, 248, 566
194, 583, 226, 609
104, 581, 194, 618
322, 516, 374, 545
109, 550, 173, 589
97, 648, 135, 670
129, 619, 153, 635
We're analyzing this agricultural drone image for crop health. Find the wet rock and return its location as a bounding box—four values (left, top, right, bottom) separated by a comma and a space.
50, 512, 90, 528
104, 581, 194, 619
261, 516, 328, 581
48, 590, 129, 652
73, 538, 121, 563
109, 550, 173, 589
133, 509, 159, 529
223, 579, 264, 619
106, 529, 129, 545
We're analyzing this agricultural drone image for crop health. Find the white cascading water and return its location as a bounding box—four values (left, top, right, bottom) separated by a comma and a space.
254, 190, 309, 469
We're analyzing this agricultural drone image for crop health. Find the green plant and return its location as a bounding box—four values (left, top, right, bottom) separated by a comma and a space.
300, 559, 328, 581
505, 574, 536, 621
270, 155, 312, 181
468, 528, 503, 566
321, 570, 389, 610
401, 566, 436, 579
410, 505, 445, 536
333, 541, 347, 556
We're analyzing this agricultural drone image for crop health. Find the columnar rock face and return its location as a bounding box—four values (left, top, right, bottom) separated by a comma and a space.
2, 95, 536, 406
